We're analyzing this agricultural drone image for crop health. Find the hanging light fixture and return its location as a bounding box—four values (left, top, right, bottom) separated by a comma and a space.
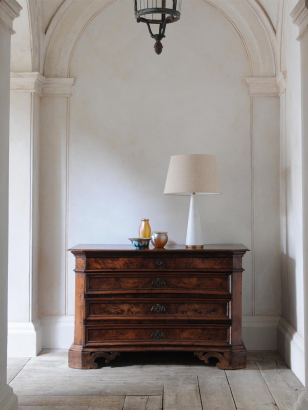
134, 1, 182, 55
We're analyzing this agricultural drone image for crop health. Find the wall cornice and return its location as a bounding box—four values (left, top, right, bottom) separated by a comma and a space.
291, 0, 308, 40
246, 73, 286, 97
10, 73, 75, 97
42, 78, 75, 97
11, 72, 45, 94
0, 0, 21, 34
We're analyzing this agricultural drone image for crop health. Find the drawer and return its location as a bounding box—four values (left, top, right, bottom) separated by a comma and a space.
87, 257, 232, 270
87, 274, 230, 294
85, 324, 230, 346
86, 299, 229, 320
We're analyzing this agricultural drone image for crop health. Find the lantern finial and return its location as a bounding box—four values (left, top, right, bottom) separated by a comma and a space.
154, 40, 163, 55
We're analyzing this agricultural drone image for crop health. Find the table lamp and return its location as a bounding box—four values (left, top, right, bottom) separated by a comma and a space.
164, 155, 222, 249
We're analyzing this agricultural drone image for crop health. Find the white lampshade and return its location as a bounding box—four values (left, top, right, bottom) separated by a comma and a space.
164, 155, 222, 196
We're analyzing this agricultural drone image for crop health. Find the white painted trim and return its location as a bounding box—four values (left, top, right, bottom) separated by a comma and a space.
242, 316, 280, 350
40, 315, 280, 351
0, 384, 17, 410
291, 0, 308, 40
0, 0, 21, 34
246, 73, 286, 96
10, 72, 45, 94
8, 320, 42, 357
41, 316, 74, 349
277, 317, 305, 385
42, 78, 75, 97
10, 73, 75, 97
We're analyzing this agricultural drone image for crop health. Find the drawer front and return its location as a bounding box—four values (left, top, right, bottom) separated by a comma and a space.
86, 299, 229, 320
86, 325, 230, 345
87, 257, 232, 270
87, 275, 230, 294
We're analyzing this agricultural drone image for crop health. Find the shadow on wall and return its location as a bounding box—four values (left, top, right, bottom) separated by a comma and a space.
278, 255, 305, 383
285, 256, 298, 332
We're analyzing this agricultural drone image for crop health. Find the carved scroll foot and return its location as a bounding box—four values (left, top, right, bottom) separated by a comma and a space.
88, 352, 121, 368
69, 347, 120, 369
194, 350, 246, 370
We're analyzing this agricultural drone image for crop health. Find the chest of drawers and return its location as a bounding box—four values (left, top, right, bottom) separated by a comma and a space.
68, 244, 248, 370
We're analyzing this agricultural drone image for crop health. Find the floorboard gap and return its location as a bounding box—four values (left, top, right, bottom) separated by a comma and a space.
162, 384, 164, 410
197, 376, 204, 410
9, 358, 31, 385
225, 370, 238, 410
255, 360, 280, 409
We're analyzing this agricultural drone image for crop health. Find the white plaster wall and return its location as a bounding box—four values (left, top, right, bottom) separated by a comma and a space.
8, 91, 41, 323
253, 96, 281, 316
41, 0, 64, 32
257, 0, 280, 30
11, 0, 32, 72
8, 92, 32, 322
301, 10, 308, 391
281, 0, 304, 339
0, 20, 11, 390
39, 96, 67, 317
38, 0, 281, 321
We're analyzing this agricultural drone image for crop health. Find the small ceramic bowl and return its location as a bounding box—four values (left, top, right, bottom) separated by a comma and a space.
151, 232, 168, 248
129, 238, 151, 250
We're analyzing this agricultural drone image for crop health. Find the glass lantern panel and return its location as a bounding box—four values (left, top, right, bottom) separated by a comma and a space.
136, 0, 180, 20
164, 0, 181, 10
137, 0, 182, 11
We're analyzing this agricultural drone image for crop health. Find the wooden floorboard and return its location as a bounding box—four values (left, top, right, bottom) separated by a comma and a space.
123, 396, 162, 410
11, 378, 163, 397
226, 368, 278, 410
18, 407, 89, 410
17, 395, 125, 409
198, 374, 236, 410
256, 360, 302, 410
163, 377, 203, 410
7, 349, 303, 410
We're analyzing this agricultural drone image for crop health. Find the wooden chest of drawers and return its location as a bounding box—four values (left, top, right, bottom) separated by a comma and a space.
68, 244, 248, 370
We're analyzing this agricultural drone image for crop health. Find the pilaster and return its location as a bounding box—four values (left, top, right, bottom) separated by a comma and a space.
292, 1, 308, 407
39, 77, 74, 319
245, 75, 282, 318
0, 2, 21, 409
8, 74, 74, 356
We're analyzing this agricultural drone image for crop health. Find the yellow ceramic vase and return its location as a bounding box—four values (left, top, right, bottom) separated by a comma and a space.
139, 219, 151, 238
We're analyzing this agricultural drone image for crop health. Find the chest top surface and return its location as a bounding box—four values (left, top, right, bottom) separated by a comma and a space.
69, 244, 249, 254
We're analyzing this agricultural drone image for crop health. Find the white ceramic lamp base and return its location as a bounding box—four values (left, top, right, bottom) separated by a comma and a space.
186, 194, 203, 249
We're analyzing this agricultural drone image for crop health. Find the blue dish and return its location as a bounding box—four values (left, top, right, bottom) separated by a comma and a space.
129, 238, 151, 250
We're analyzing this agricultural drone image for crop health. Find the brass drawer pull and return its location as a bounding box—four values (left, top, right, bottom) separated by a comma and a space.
151, 304, 166, 313
151, 330, 166, 339
151, 278, 167, 287
155, 259, 164, 266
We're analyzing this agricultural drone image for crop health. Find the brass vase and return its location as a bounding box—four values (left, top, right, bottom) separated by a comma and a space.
139, 219, 151, 238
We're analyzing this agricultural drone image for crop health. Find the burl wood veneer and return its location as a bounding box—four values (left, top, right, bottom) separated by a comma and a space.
68, 244, 249, 370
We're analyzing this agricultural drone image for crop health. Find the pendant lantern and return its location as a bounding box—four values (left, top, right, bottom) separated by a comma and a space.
134, 0, 182, 55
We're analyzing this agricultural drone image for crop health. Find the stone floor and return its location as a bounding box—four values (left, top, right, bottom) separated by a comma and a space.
8, 349, 304, 410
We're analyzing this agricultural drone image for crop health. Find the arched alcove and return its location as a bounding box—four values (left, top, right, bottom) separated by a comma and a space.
43, 0, 277, 78
37, 0, 281, 325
